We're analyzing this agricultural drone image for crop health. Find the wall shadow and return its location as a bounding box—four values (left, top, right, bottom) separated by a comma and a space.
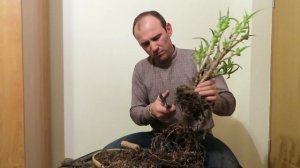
212, 115, 267, 168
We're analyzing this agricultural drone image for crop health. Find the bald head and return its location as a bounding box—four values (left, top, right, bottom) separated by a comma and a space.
132, 11, 167, 37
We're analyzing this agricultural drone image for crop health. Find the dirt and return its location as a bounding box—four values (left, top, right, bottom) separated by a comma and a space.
59, 85, 210, 168
93, 85, 209, 168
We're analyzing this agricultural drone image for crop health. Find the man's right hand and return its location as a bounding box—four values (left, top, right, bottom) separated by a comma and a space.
148, 90, 176, 121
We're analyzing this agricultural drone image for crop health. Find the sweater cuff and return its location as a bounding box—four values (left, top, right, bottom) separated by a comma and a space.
144, 105, 156, 122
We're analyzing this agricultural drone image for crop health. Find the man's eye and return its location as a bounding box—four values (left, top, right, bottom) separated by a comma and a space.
141, 42, 149, 47
153, 35, 160, 41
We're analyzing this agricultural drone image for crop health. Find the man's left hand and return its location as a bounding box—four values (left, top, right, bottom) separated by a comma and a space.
194, 79, 219, 102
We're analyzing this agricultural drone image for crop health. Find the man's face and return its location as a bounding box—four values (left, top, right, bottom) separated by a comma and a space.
133, 16, 174, 63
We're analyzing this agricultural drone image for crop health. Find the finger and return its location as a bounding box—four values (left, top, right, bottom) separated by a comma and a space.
195, 86, 216, 95
160, 90, 170, 99
158, 90, 170, 107
195, 85, 216, 92
205, 96, 217, 102
197, 80, 214, 87
198, 90, 217, 97
169, 104, 176, 111
195, 82, 215, 92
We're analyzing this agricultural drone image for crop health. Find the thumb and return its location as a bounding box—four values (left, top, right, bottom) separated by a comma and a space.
160, 90, 170, 100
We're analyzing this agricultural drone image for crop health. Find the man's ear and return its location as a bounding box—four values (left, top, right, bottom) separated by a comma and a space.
165, 23, 173, 36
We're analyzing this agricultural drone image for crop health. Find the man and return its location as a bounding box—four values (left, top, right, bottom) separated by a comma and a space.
104, 10, 241, 168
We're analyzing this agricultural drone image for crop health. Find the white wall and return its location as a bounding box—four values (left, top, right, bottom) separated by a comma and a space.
53, 0, 272, 167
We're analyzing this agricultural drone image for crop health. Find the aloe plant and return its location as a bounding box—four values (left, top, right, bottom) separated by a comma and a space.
175, 10, 259, 128
193, 10, 259, 85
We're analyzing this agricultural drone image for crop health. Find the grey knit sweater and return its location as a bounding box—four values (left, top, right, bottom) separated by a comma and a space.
130, 47, 236, 132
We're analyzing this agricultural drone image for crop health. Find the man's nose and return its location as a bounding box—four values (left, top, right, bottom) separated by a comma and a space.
150, 42, 159, 53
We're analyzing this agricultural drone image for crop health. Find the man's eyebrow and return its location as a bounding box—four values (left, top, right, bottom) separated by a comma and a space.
151, 33, 161, 40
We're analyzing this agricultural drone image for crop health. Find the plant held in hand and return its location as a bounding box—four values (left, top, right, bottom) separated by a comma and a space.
194, 10, 258, 84
176, 10, 258, 126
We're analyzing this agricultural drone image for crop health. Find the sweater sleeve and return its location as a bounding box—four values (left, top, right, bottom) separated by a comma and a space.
213, 76, 236, 116
129, 64, 156, 125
